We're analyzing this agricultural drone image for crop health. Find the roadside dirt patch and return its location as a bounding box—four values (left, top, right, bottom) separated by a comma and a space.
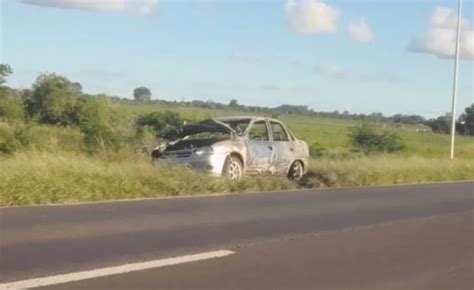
297, 170, 337, 188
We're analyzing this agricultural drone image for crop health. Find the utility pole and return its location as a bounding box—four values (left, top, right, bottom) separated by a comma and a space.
450, 0, 463, 160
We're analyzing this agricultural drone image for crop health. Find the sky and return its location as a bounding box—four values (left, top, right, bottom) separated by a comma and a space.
1, 0, 473, 117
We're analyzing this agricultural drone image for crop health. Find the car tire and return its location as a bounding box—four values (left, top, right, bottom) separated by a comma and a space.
223, 156, 243, 181
288, 160, 304, 181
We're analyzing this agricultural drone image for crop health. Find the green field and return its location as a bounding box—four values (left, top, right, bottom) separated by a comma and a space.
119, 102, 474, 158
1, 102, 473, 206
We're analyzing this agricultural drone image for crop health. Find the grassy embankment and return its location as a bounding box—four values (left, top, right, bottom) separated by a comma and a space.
1, 102, 473, 206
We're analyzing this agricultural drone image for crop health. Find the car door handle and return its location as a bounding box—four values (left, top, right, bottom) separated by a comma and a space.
268, 146, 273, 150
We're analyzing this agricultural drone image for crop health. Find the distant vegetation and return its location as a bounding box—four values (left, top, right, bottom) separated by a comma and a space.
133, 86, 152, 103
1, 64, 473, 206
115, 98, 474, 135
2, 64, 474, 135
135, 110, 188, 138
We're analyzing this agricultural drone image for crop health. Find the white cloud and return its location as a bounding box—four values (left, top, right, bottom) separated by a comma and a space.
409, 7, 473, 59
20, 0, 159, 16
284, 0, 338, 34
230, 52, 267, 63
315, 64, 401, 83
348, 19, 373, 43
133, 0, 159, 16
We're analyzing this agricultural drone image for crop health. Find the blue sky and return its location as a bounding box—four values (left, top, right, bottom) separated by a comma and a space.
1, 0, 473, 117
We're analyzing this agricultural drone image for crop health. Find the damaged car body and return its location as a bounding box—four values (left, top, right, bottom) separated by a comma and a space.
152, 117, 309, 181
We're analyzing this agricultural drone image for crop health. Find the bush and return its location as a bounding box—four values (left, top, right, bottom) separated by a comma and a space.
0, 122, 35, 155
72, 96, 112, 125
0, 122, 84, 155
426, 116, 450, 134
0, 92, 24, 121
80, 122, 122, 152
135, 110, 185, 137
1, 93, 124, 155
74, 97, 123, 152
309, 142, 326, 159
348, 122, 405, 154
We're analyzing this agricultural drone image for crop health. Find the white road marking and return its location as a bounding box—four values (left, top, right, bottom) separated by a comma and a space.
0, 250, 234, 289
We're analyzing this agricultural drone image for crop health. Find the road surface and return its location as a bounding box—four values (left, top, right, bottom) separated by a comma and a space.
1, 181, 473, 289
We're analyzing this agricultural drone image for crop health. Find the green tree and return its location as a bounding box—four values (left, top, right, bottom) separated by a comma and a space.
0, 65, 24, 120
229, 99, 239, 109
0, 64, 13, 86
426, 115, 450, 134
25, 73, 82, 125
133, 87, 151, 103
459, 104, 474, 136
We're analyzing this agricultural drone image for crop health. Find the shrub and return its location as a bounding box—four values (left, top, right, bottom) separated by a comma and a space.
74, 97, 123, 152
0, 122, 35, 155
348, 122, 405, 154
426, 116, 450, 134
0, 92, 24, 121
135, 110, 185, 137
0, 121, 85, 155
73, 96, 112, 125
1, 93, 123, 155
309, 142, 326, 159
80, 122, 122, 152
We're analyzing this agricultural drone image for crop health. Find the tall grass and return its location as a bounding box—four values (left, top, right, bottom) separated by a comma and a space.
0, 151, 296, 206
2, 152, 472, 206
309, 156, 474, 187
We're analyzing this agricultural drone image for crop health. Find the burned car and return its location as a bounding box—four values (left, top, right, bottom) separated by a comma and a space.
152, 117, 309, 181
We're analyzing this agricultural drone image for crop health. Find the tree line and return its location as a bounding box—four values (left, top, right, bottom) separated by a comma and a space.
127, 90, 474, 136
1, 64, 473, 136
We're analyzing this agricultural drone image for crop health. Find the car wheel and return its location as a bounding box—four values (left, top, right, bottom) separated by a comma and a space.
288, 160, 304, 181
223, 156, 243, 181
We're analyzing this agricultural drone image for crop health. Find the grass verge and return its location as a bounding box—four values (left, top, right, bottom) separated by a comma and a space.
0, 151, 296, 206
307, 156, 474, 187
1, 152, 473, 206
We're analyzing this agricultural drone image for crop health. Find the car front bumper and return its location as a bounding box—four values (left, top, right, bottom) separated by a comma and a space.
156, 153, 228, 176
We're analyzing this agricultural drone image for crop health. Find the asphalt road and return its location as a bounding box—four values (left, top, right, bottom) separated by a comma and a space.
1, 181, 473, 289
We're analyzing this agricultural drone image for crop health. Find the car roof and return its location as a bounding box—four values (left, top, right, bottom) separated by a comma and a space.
216, 116, 283, 123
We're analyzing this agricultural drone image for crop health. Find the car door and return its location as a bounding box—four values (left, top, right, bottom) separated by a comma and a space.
246, 120, 273, 174
269, 121, 294, 174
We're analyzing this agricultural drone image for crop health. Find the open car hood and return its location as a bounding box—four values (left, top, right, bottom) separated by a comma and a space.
160, 119, 236, 140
